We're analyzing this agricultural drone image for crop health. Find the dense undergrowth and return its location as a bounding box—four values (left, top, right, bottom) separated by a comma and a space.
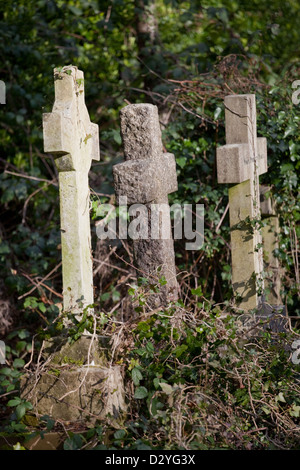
0, 281, 300, 450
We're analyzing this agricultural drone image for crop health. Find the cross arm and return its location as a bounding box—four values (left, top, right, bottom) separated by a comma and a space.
113, 153, 177, 204
217, 94, 267, 184
43, 66, 100, 172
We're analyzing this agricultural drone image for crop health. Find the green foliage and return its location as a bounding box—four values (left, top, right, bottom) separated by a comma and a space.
122, 296, 300, 449
0, 327, 34, 435
1, 296, 299, 449
66, 304, 97, 343
7, 397, 33, 422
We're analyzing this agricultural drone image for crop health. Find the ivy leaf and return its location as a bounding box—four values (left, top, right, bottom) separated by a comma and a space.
8, 397, 22, 407
15, 403, 27, 421
68, 5, 82, 16
132, 367, 143, 386
276, 392, 286, 403
13, 442, 26, 450
214, 106, 222, 120
159, 382, 174, 395
112, 130, 122, 145
158, 275, 167, 286
283, 126, 295, 139
191, 287, 203, 296
261, 406, 271, 415
114, 429, 126, 440
174, 344, 188, 358
134, 386, 148, 399
145, 342, 154, 355
63, 433, 84, 450
289, 405, 300, 417
176, 157, 187, 168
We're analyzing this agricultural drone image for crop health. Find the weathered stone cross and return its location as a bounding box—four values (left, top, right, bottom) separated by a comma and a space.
217, 94, 268, 310
113, 103, 178, 307
43, 65, 100, 314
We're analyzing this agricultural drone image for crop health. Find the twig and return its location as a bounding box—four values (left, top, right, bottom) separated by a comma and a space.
18, 262, 62, 300
22, 184, 52, 224
19, 271, 63, 300
93, 257, 130, 275
93, 245, 117, 276
215, 203, 229, 233
24, 334, 38, 369
4, 170, 58, 186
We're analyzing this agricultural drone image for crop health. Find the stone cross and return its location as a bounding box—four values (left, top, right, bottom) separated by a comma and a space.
113, 103, 178, 307
43, 65, 100, 314
260, 185, 283, 306
217, 94, 268, 310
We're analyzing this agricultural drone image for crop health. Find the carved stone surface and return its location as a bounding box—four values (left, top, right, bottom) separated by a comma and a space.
43, 65, 100, 313
113, 104, 178, 306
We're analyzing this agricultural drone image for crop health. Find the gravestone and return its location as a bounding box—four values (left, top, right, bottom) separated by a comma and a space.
113, 103, 178, 307
260, 185, 283, 306
217, 94, 268, 310
43, 65, 99, 314
21, 66, 126, 424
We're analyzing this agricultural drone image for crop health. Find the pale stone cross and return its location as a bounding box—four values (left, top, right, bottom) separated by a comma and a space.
43, 65, 100, 313
217, 94, 268, 310
113, 103, 178, 307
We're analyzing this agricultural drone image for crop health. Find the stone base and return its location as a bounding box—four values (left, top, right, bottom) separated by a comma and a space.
20, 335, 127, 425
236, 303, 288, 340
257, 303, 287, 333
21, 365, 126, 425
